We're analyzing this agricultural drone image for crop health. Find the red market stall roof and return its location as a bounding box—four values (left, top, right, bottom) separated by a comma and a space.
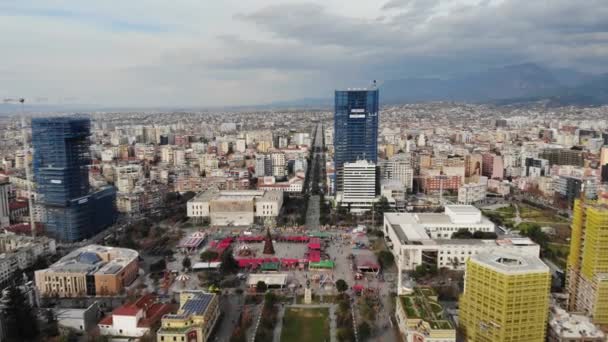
308, 237, 322, 250
281, 259, 300, 266
307, 242, 321, 250
308, 250, 321, 262
278, 236, 310, 243
238, 236, 265, 242
355, 254, 380, 272
237, 257, 281, 268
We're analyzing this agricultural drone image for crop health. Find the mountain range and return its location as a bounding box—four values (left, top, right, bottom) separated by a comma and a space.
379, 63, 608, 106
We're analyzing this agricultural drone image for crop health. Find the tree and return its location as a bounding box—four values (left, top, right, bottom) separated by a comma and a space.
1, 286, 39, 341
182, 256, 192, 271
42, 308, 59, 337
373, 196, 391, 222
200, 250, 219, 262
377, 250, 395, 268
220, 249, 239, 274
256, 281, 268, 293
358, 321, 372, 341
335, 279, 348, 293
149, 259, 166, 273
451, 228, 473, 239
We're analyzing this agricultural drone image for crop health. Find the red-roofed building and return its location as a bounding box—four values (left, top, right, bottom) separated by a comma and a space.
98, 294, 174, 338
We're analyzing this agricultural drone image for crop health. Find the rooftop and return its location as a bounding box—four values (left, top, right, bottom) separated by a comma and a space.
471, 252, 549, 275
42, 245, 138, 274
399, 287, 453, 331
549, 306, 605, 339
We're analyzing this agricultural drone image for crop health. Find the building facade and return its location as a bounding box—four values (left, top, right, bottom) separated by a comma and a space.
340, 160, 377, 212
32, 117, 116, 241
34, 245, 138, 297
567, 199, 608, 326
157, 291, 220, 342
187, 188, 283, 226
334, 88, 379, 193
395, 287, 455, 342
459, 252, 551, 342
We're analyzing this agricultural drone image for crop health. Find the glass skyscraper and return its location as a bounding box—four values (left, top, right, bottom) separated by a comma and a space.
32, 117, 116, 242
333, 88, 379, 192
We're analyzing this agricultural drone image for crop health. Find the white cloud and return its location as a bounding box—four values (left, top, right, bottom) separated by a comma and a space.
0, 0, 606, 106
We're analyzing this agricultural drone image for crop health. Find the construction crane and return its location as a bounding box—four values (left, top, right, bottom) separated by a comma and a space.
3, 97, 37, 237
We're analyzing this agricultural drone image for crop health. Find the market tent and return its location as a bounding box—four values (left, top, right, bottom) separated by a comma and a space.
308, 231, 331, 239
309, 260, 335, 269
308, 250, 321, 262
281, 259, 300, 266
238, 236, 265, 242
261, 262, 280, 271
307, 242, 321, 250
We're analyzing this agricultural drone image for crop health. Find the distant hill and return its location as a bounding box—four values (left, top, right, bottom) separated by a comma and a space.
380, 63, 567, 103
268, 63, 606, 108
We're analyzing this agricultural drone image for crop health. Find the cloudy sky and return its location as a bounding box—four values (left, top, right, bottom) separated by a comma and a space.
1, 0, 607, 107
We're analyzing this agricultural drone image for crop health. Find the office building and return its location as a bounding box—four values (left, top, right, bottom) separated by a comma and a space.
339, 160, 377, 212
395, 288, 455, 342
566, 199, 608, 326
556, 176, 597, 207
524, 157, 550, 177
541, 148, 585, 167
32, 117, 116, 242
459, 252, 551, 342
187, 188, 283, 226
0, 179, 9, 228
34, 245, 138, 297
157, 291, 220, 342
334, 88, 379, 192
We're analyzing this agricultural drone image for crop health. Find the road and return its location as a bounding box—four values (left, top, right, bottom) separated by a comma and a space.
305, 123, 326, 231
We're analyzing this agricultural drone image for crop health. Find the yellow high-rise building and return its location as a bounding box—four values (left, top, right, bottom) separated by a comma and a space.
459, 252, 551, 342
567, 198, 608, 327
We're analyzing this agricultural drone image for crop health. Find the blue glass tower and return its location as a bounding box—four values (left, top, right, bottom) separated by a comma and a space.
32, 117, 116, 241
334, 88, 379, 192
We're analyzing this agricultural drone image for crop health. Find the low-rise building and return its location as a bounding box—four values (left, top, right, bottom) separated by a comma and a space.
395, 287, 455, 342
98, 294, 174, 339
187, 188, 283, 226
0, 232, 56, 286
458, 177, 487, 204
35, 245, 138, 297
157, 291, 220, 342
547, 305, 605, 342
384, 210, 538, 272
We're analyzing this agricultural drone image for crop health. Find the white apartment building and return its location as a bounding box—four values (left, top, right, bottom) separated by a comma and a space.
380, 157, 414, 191
0, 232, 57, 286
271, 153, 286, 178
458, 177, 488, 204
339, 160, 377, 213
114, 164, 142, 193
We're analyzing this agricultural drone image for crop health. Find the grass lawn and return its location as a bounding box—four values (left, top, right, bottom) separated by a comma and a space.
281, 307, 330, 342
519, 204, 568, 223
